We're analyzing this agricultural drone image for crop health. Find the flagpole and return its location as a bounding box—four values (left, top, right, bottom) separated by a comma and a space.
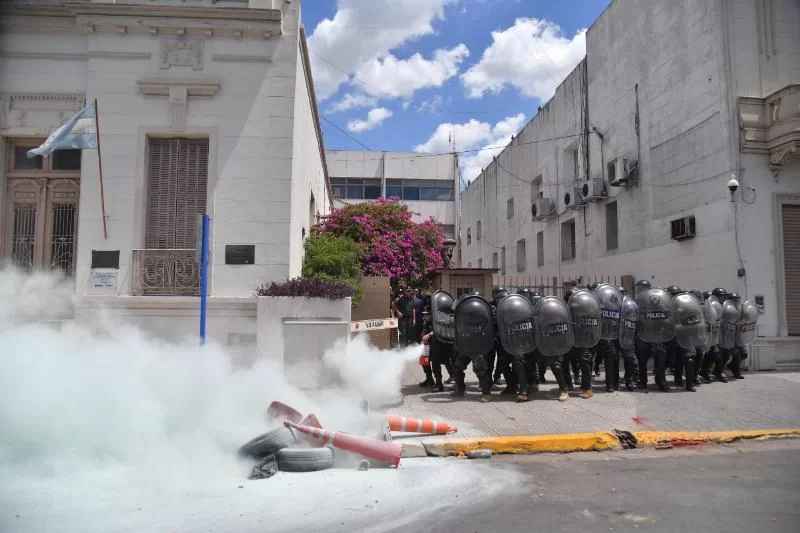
94, 98, 108, 240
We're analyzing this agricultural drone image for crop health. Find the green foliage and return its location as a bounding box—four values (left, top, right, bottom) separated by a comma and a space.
301, 233, 364, 307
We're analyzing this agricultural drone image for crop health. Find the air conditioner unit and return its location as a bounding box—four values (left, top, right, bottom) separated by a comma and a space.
609, 157, 638, 187
566, 187, 585, 210
670, 215, 696, 241
531, 197, 556, 220
581, 177, 608, 202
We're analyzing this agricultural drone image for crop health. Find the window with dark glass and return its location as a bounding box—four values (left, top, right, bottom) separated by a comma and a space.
363, 178, 381, 199
13, 146, 43, 170
52, 149, 82, 171
402, 179, 420, 200
330, 178, 347, 199
386, 179, 402, 198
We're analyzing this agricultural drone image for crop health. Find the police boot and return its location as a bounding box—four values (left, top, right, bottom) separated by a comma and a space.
558, 389, 569, 402
418, 366, 435, 388
453, 374, 466, 397
433, 377, 444, 393
684, 360, 696, 392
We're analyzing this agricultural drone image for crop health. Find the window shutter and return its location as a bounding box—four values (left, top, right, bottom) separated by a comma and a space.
782, 205, 800, 335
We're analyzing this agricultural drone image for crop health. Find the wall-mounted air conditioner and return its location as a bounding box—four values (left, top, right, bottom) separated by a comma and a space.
566, 187, 585, 210
608, 157, 638, 187
581, 177, 608, 201
531, 197, 556, 220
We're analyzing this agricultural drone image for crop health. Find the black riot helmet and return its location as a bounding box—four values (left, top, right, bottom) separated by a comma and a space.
563, 288, 575, 302
471, 290, 481, 297
666, 285, 682, 297
634, 279, 651, 297
712, 287, 728, 299
617, 286, 627, 297
702, 290, 712, 301
689, 289, 702, 300
517, 287, 532, 296
493, 287, 509, 301
588, 282, 599, 292
727, 292, 741, 304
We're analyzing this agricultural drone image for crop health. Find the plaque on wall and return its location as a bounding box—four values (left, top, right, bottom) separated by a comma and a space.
89, 269, 119, 292
225, 244, 255, 265
91, 250, 120, 269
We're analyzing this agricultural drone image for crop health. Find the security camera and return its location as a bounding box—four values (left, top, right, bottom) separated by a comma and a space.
727, 176, 739, 193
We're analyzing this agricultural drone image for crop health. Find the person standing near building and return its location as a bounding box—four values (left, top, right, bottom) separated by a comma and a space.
391, 287, 417, 346
412, 288, 425, 344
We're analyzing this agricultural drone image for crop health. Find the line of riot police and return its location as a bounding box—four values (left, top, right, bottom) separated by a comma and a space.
428, 282, 758, 402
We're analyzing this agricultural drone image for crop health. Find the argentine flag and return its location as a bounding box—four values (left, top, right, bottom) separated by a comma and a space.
27, 103, 97, 158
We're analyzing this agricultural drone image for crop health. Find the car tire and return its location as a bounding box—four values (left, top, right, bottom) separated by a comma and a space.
275, 446, 334, 472
238, 427, 297, 459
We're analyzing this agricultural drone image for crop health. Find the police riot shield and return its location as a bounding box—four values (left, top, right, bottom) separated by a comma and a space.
703, 295, 722, 348
431, 290, 455, 344
496, 294, 536, 356
594, 283, 622, 341
533, 296, 574, 357
673, 293, 709, 350
453, 294, 495, 358
736, 298, 758, 347
568, 289, 602, 348
635, 288, 675, 343
719, 299, 740, 350
619, 295, 638, 351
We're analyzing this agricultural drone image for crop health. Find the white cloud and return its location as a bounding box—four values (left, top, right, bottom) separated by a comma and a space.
354, 44, 469, 99
328, 93, 378, 113
414, 113, 526, 182
308, 0, 459, 101
347, 107, 394, 133
461, 17, 586, 101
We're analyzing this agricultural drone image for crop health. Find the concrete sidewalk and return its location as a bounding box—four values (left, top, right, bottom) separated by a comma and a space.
389, 362, 800, 454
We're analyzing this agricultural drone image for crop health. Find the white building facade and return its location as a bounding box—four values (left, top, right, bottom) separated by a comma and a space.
0, 0, 330, 346
459, 0, 800, 368
325, 150, 459, 241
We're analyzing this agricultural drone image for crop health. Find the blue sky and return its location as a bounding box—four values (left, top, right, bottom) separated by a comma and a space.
304, 0, 611, 182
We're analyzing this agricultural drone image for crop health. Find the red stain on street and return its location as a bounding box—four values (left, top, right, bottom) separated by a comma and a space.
632, 417, 647, 426
669, 440, 707, 448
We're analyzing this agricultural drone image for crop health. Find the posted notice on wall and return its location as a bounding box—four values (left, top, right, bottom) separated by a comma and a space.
88, 269, 119, 293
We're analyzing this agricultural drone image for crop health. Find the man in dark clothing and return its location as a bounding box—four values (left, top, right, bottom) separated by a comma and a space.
392, 287, 417, 346
412, 288, 425, 344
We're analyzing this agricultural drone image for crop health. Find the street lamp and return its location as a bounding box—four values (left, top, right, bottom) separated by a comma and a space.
443, 238, 456, 268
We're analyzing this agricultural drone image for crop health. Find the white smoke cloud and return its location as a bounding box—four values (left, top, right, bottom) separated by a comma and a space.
0, 268, 525, 532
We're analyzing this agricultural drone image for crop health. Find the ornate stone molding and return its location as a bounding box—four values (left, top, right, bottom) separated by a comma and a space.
739, 84, 800, 178
137, 77, 220, 132
212, 53, 272, 64
0, 93, 85, 133
0, 50, 151, 61
1, 1, 282, 40
159, 39, 204, 70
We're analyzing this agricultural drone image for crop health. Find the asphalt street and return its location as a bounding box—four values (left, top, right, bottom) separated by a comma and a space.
390, 439, 800, 533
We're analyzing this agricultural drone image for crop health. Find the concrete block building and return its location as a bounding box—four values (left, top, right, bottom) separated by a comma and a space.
459, 0, 800, 369
325, 150, 459, 241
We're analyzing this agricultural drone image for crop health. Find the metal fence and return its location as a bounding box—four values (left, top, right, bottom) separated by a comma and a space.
492, 274, 632, 299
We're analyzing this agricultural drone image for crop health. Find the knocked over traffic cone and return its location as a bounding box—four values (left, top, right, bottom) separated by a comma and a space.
385, 415, 458, 435
284, 420, 402, 467
266, 401, 303, 424
301, 413, 323, 428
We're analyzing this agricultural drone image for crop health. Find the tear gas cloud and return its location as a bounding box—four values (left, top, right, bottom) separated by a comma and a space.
0, 268, 525, 532
0, 268, 418, 487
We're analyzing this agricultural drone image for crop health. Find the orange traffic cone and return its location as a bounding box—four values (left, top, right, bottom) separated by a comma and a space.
301, 413, 323, 428
284, 420, 402, 467
384, 415, 458, 435
266, 401, 303, 424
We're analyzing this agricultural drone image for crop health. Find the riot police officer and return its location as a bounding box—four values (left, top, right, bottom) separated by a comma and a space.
594, 283, 623, 392
452, 292, 495, 402
635, 283, 672, 392
664, 285, 685, 387
702, 287, 729, 382
489, 287, 516, 394
533, 294, 574, 402
618, 286, 639, 391
566, 288, 602, 399
633, 280, 655, 391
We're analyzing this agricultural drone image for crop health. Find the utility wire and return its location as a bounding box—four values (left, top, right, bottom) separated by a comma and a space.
320, 115, 372, 150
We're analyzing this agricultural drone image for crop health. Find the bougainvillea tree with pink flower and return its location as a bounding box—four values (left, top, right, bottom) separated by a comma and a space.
314, 198, 448, 289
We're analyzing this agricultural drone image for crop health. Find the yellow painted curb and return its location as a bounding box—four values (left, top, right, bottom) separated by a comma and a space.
422, 432, 620, 457
631, 429, 800, 447
419, 429, 800, 457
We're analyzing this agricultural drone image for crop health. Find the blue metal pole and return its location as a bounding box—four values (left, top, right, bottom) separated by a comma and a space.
200, 214, 210, 345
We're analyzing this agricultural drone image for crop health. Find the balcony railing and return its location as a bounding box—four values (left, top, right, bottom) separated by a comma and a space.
132, 249, 200, 296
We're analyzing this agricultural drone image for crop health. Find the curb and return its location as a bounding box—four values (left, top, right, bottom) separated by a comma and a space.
404, 428, 800, 457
